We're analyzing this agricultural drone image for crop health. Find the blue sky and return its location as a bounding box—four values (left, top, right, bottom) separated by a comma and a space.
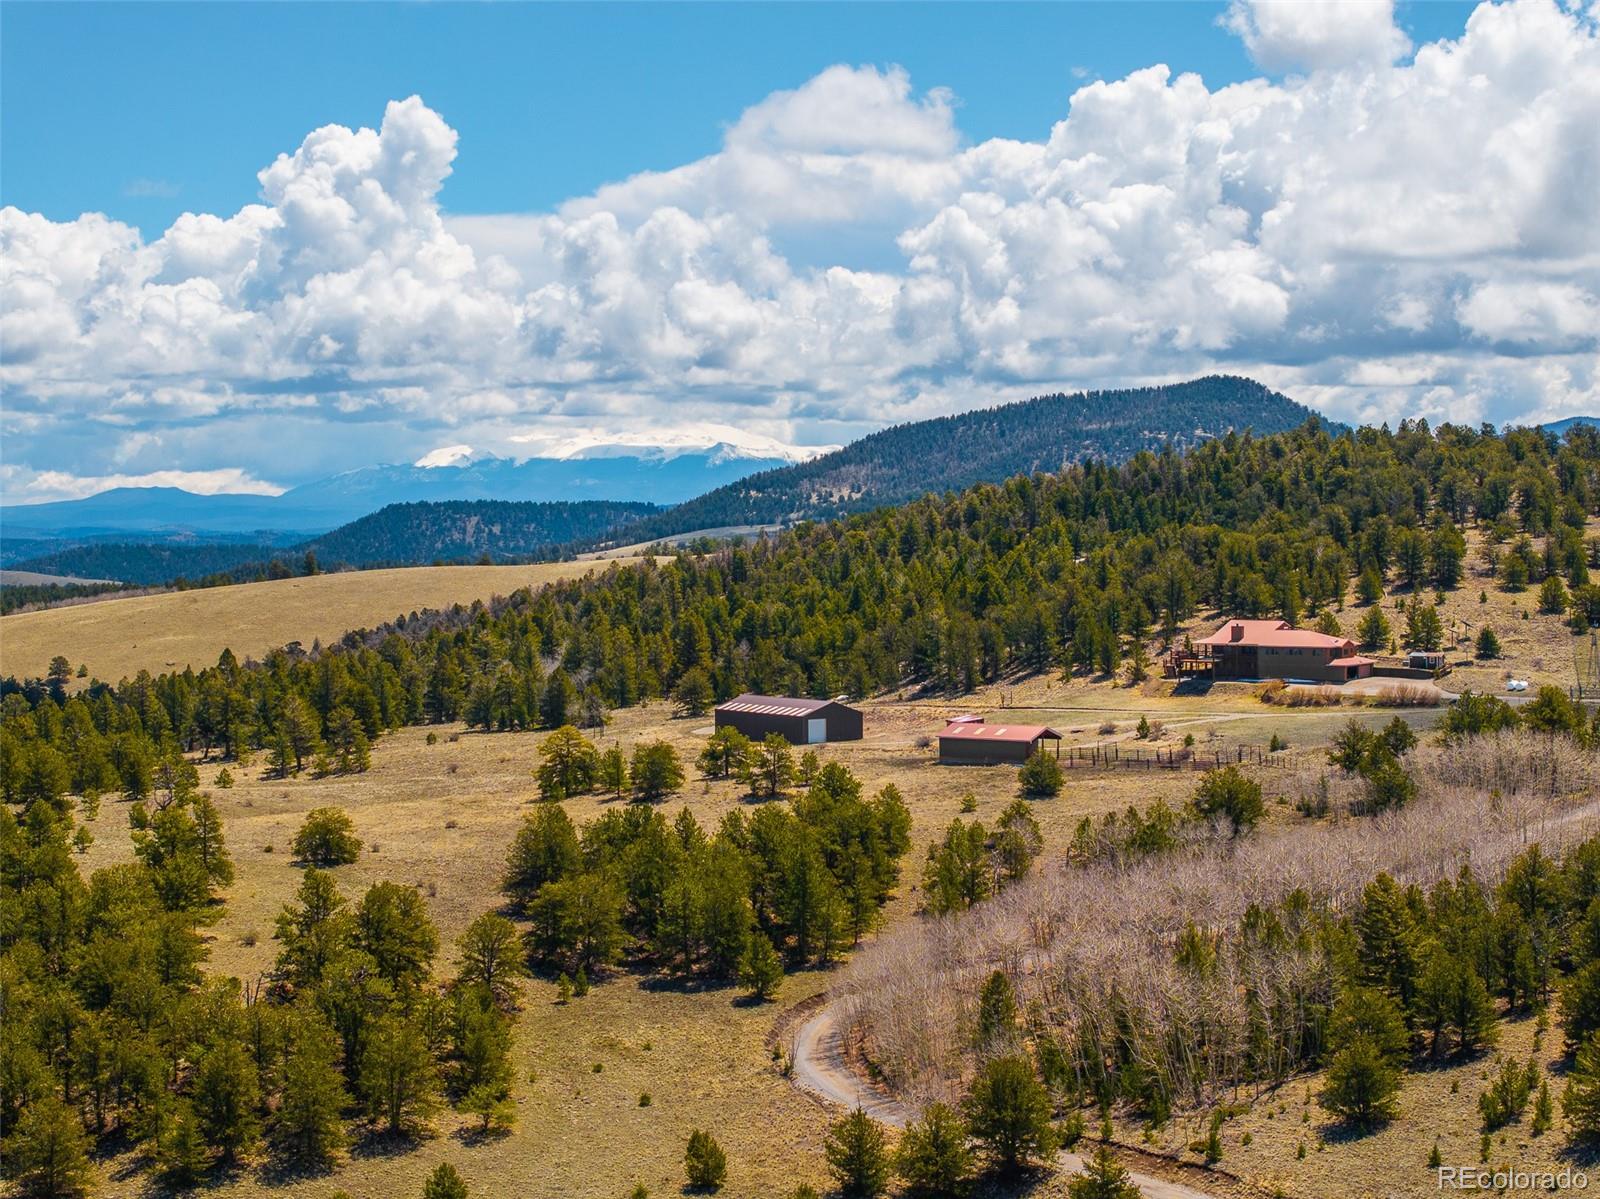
3, 2, 1475, 235
2, 0, 1595, 503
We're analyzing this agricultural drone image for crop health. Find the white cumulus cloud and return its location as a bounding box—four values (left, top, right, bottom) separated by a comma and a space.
1221, 0, 1412, 73
2, 0, 1598, 502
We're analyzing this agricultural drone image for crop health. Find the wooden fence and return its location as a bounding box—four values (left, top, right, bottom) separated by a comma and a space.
1060, 742, 1278, 772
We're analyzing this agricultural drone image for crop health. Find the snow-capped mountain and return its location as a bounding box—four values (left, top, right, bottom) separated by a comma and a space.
1, 434, 830, 541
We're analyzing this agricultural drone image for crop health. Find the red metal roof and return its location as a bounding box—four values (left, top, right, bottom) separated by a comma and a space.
1328, 655, 1375, 667
717, 693, 840, 717
939, 721, 1061, 743
1196, 618, 1353, 651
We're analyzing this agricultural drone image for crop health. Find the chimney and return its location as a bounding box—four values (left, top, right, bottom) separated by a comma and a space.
1230, 622, 1244, 642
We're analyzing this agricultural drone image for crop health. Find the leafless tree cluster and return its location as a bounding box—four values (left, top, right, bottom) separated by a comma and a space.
838, 737, 1600, 1113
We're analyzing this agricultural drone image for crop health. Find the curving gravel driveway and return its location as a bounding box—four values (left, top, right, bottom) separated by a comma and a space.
790, 1005, 1228, 1199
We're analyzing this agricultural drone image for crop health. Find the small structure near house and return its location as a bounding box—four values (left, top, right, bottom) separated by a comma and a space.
714, 693, 863, 745
1180, 617, 1374, 684
1406, 650, 1446, 672
938, 717, 1062, 765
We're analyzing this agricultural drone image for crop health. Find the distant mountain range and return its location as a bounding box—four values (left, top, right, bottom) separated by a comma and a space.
1, 376, 1339, 587
7, 500, 659, 586
1539, 416, 1600, 437
0, 439, 804, 544
600, 375, 1330, 546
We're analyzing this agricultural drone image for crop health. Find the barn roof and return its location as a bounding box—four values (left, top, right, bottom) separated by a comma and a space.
1196, 618, 1354, 651
939, 721, 1061, 743
717, 693, 844, 717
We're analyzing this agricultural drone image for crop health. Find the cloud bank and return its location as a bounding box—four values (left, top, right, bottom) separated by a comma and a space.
2, 0, 1597, 501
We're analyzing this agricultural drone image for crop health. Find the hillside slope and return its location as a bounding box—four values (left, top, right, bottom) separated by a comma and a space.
604, 375, 1326, 545
7, 499, 659, 585
302, 499, 656, 564
0, 559, 661, 681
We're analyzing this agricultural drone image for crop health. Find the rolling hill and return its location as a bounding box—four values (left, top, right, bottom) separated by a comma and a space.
5, 375, 1326, 586
6, 499, 659, 586
0, 441, 800, 542
593, 375, 1329, 546
0, 558, 663, 681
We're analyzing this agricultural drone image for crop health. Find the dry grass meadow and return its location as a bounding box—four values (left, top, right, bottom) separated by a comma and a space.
13, 522, 1597, 1198
69, 693, 1240, 1199
0, 560, 665, 683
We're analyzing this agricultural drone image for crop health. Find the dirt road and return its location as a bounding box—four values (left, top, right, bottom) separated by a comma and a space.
790, 1005, 1229, 1199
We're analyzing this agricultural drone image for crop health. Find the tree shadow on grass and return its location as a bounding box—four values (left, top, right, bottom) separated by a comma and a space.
251, 1153, 340, 1190
639, 971, 740, 997
966, 1165, 1060, 1197
1556, 1137, 1600, 1168
450, 1123, 512, 1148
349, 1126, 429, 1161
1314, 1116, 1391, 1146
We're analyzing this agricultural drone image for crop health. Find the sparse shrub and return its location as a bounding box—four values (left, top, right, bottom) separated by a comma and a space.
685, 1129, 728, 1190
1320, 1034, 1400, 1128
422, 1163, 469, 1199
1531, 1079, 1552, 1135
639, 1092, 652, 1107
426, 731, 438, 745
1066, 1147, 1140, 1199
1478, 1055, 1536, 1131
959, 792, 978, 814
1256, 679, 1287, 703
292, 807, 361, 865
738, 932, 784, 1001
824, 1107, 891, 1197
962, 1055, 1056, 1174
630, 741, 685, 801
1017, 749, 1063, 797
1191, 766, 1263, 836
215, 767, 234, 789
895, 1102, 972, 1197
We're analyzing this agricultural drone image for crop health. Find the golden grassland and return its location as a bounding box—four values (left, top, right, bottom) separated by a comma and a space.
68, 693, 1264, 1199
55, 666, 1588, 1199
0, 560, 666, 684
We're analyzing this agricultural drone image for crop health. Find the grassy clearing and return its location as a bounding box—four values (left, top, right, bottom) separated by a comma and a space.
0, 560, 664, 683
71, 695, 1222, 1199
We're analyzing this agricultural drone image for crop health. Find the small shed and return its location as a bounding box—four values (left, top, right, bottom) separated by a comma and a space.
938, 719, 1062, 765
714, 693, 863, 745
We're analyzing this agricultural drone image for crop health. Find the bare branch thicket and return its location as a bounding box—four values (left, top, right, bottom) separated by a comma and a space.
837, 732, 1600, 1111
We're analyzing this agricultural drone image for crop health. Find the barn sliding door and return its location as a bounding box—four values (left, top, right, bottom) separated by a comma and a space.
807, 718, 826, 744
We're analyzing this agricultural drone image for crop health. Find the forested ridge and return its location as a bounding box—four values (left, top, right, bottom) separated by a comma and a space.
3, 499, 658, 593
606, 375, 1329, 545
4, 418, 1599, 780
